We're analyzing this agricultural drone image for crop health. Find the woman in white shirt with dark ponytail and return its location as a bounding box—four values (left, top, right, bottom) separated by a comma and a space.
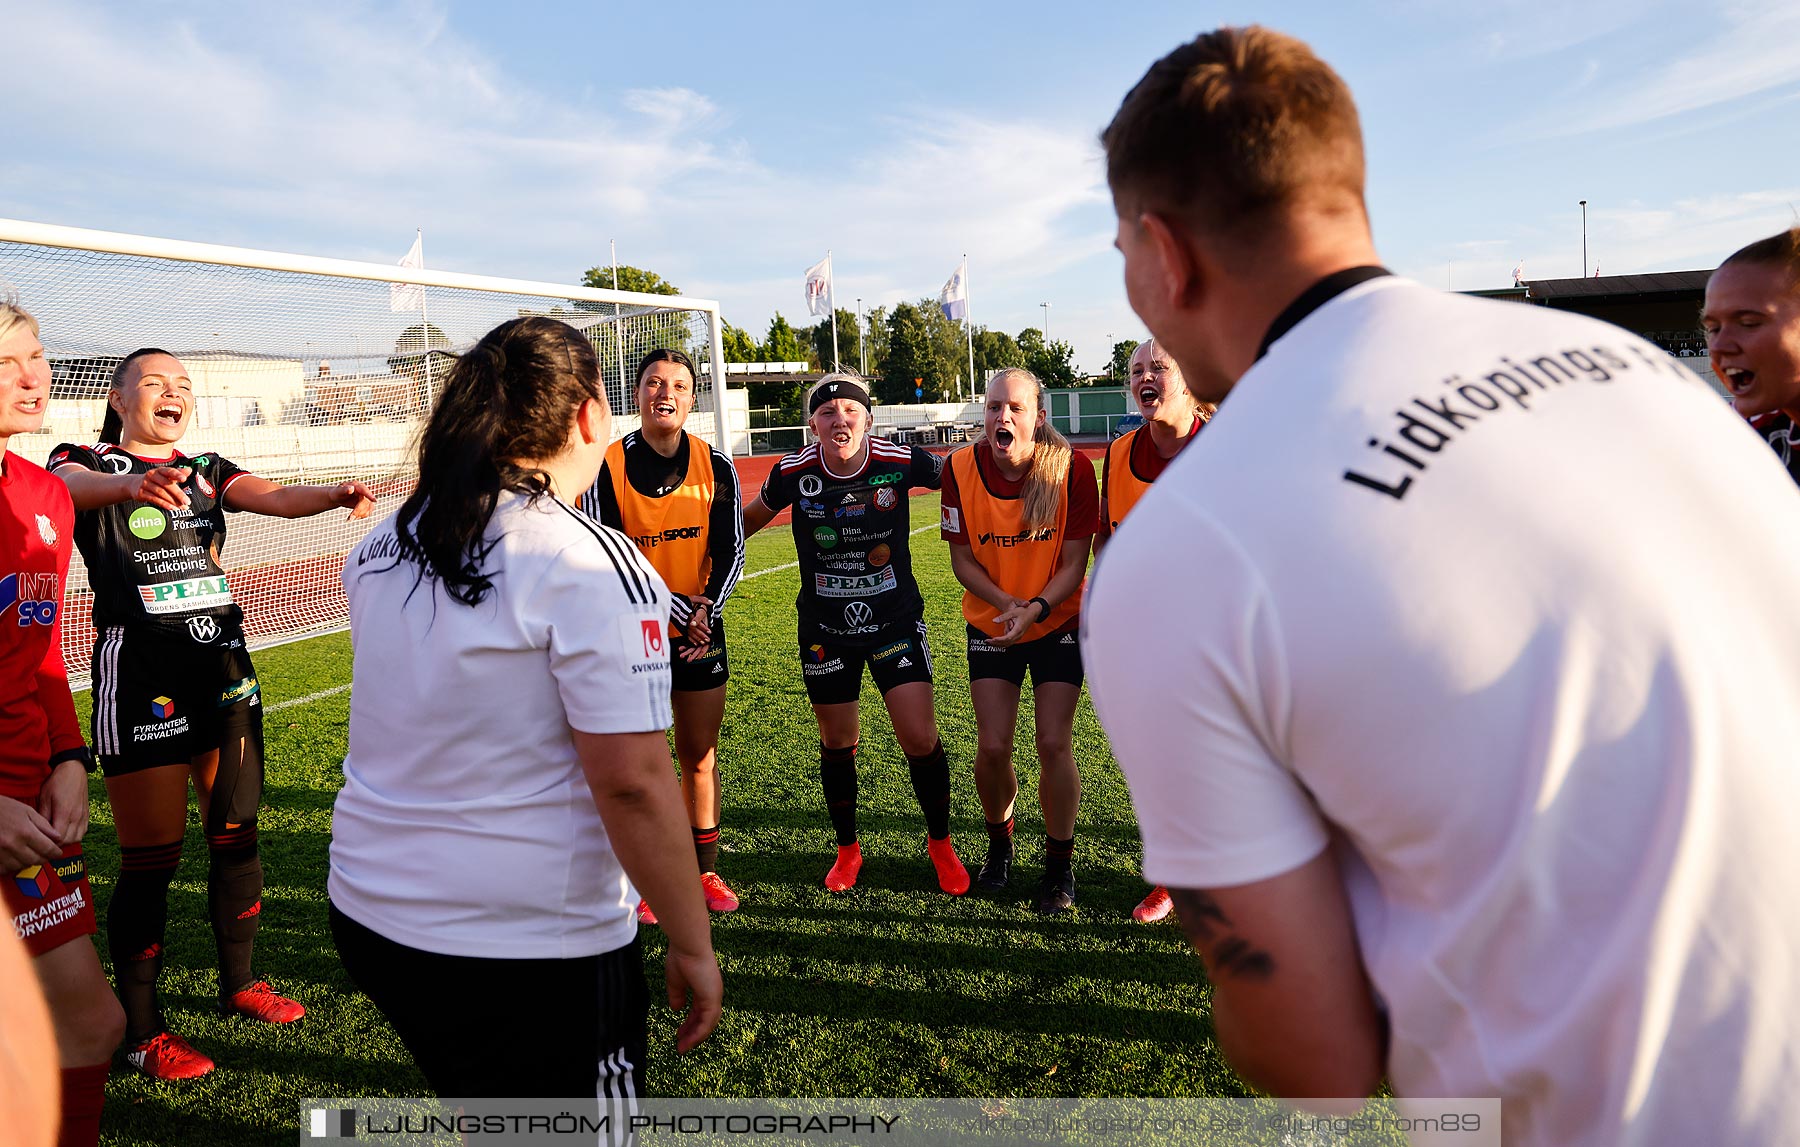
330, 316, 721, 1099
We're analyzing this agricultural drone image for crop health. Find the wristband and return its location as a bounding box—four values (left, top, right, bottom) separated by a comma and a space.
1027, 596, 1050, 623
49, 746, 96, 774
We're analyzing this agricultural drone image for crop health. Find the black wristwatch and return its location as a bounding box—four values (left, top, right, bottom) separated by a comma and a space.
50, 746, 96, 774
1028, 596, 1051, 623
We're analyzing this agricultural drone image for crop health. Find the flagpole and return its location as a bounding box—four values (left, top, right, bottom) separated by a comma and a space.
962, 255, 975, 400
827, 250, 840, 369
612, 239, 627, 406
416, 229, 434, 404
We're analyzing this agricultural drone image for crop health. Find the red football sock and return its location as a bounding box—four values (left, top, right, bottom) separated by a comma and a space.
58, 1061, 109, 1147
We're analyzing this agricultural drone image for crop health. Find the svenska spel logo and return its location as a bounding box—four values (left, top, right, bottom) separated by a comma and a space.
641, 619, 664, 657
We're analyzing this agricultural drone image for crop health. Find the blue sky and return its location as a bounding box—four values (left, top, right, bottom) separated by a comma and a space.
5, 0, 1799, 371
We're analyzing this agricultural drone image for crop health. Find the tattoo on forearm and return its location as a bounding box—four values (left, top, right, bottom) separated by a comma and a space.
1169, 888, 1276, 981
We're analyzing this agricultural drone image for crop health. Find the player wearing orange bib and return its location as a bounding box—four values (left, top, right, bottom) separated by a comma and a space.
1096, 339, 1211, 924
941, 368, 1098, 914
580, 350, 745, 921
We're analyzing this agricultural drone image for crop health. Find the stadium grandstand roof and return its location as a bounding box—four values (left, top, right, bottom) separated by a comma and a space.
1525, 269, 1712, 300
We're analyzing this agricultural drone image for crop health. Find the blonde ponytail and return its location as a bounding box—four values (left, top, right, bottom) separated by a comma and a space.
991, 368, 1073, 533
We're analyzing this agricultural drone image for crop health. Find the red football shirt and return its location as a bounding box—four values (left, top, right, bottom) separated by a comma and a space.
0, 452, 84, 800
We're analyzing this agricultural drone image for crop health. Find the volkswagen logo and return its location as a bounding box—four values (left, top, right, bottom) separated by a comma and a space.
844, 601, 874, 627
798, 474, 824, 498
186, 615, 221, 644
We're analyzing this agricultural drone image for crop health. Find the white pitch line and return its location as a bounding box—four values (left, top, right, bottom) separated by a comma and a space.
177, 523, 941, 714
266, 682, 353, 714
740, 521, 936, 582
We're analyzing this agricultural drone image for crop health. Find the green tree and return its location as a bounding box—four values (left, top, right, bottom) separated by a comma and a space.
806, 308, 864, 374
973, 328, 1025, 386
862, 305, 890, 381
1107, 339, 1140, 386
1017, 327, 1078, 389
879, 302, 933, 405
759, 313, 810, 365
580, 265, 681, 296
722, 322, 758, 363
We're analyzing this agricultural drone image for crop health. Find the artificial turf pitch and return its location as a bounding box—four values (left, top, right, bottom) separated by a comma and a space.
73, 484, 1247, 1146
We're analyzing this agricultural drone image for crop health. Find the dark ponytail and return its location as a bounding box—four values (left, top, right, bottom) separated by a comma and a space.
392, 317, 602, 606
104, 347, 176, 445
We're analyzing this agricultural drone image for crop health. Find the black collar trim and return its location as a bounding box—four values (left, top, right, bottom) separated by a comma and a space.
1255, 266, 1392, 362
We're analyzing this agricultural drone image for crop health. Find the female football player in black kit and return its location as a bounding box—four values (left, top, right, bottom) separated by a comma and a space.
50, 348, 374, 1080
743, 374, 969, 895
581, 349, 745, 922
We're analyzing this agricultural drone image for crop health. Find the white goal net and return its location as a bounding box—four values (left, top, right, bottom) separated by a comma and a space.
0, 220, 729, 690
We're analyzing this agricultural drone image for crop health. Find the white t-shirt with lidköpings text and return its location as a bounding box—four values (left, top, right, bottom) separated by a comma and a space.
1084, 277, 1800, 1147
331, 490, 674, 960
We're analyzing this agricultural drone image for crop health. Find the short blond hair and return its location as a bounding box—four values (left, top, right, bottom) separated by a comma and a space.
0, 302, 40, 346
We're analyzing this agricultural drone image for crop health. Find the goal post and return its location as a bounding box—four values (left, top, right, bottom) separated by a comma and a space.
0, 217, 733, 689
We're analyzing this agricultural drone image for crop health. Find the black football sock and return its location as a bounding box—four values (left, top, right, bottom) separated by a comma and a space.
206, 821, 263, 998
1045, 834, 1075, 880
819, 741, 860, 846
693, 825, 721, 874
906, 741, 953, 840
109, 841, 182, 1043
985, 815, 1015, 853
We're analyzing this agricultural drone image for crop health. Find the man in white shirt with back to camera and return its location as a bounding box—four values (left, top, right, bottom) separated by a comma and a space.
1083, 24, 1800, 1147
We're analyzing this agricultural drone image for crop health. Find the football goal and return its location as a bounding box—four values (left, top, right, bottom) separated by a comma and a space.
0, 218, 730, 689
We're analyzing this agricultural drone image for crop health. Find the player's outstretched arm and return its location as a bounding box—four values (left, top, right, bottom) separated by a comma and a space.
56, 464, 191, 512
224, 475, 376, 520
740, 493, 778, 538
1169, 847, 1384, 1102
575, 729, 722, 1053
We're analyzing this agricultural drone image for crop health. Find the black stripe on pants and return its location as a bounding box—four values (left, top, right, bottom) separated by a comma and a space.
329, 902, 648, 1100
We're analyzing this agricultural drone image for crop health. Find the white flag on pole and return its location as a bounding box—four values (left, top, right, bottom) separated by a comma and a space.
391, 233, 425, 313
804, 254, 833, 318
1511, 260, 1525, 286
940, 259, 969, 321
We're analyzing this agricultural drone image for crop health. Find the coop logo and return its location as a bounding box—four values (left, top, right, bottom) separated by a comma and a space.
867, 472, 904, 485
632, 525, 704, 548
977, 528, 1055, 547
138, 575, 233, 616
0, 573, 59, 628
